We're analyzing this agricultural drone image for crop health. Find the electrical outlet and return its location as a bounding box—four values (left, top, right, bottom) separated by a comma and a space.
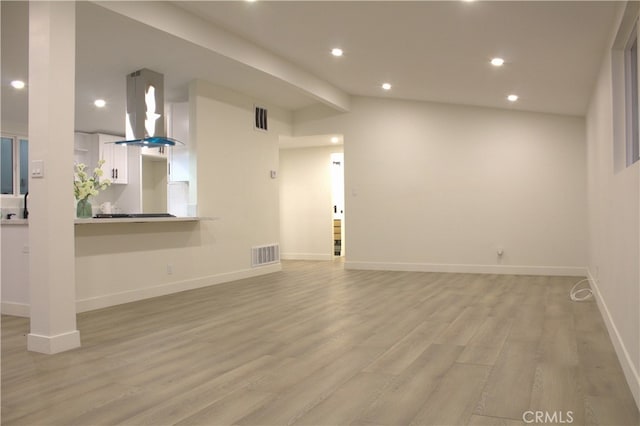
167, 264, 173, 275
22, 245, 29, 254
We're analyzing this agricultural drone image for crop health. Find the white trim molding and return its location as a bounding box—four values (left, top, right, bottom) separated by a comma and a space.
281, 253, 333, 261
588, 269, 640, 409
1, 302, 29, 318
4, 264, 283, 317
27, 330, 81, 354
345, 261, 587, 277
76, 263, 282, 313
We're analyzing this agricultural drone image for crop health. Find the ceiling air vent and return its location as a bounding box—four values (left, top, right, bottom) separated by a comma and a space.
254, 105, 268, 132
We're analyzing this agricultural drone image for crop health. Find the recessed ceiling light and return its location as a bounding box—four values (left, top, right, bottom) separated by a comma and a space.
94, 99, 106, 108
381, 83, 392, 91
491, 58, 505, 67
507, 94, 519, 102
10, 80, 25, 89
331, 48, 343, 57
331, 136, 339, 144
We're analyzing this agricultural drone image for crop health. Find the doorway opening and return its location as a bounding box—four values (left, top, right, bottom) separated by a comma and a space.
278, 134, 344, 262
331, 152, 345, 257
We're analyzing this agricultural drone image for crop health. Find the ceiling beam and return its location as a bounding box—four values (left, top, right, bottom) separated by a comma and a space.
93, 1, 351, 112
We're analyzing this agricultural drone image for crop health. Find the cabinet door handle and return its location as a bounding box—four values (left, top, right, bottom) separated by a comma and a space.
111, 168, 115, 179
115, 169, 118, 179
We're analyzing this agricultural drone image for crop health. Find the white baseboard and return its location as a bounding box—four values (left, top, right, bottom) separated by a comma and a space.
281, 253, 333, 261
3, 264, 283, 316
76, 263, 282, 313
1, 302, 29, 317
588, 269, 640, 410
27, 330, 81, 354
345, 261, 587, 277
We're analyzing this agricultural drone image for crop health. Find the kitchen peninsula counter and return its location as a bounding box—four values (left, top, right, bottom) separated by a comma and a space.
1, 219, 28, 226
74, 216, 214, 225
3, 217, 214, 225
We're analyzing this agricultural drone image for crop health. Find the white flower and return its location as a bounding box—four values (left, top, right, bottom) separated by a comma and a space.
74, 161, 111, 200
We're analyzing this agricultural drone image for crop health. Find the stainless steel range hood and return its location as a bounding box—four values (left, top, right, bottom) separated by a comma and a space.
116, 68, 181, 147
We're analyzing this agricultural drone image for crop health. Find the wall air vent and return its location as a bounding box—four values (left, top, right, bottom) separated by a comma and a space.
252, 244, 279, 267
254, 105, 268, 132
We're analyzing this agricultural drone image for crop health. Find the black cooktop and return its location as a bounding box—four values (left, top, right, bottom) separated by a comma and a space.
93, 213, 176, 218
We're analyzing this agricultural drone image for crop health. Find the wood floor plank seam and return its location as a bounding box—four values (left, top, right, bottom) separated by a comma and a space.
2, 260, 638, 426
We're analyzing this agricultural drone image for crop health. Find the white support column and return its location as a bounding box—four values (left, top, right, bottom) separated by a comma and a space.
27, 1, 80, 354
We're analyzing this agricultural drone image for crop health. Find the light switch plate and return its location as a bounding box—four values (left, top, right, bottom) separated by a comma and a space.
31, 160, 44, 178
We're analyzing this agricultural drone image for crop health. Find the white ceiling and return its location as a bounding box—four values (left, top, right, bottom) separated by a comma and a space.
175, 0, 617, 116
1, 1, 619, 138
1, 1, 29, 130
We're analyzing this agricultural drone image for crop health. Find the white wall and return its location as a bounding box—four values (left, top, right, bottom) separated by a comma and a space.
585, 4, 640, 406
141, 157, 167, 213
0, 122, 27, 136
74, 80, 291, 311
279, 145, 342, 260
295, 97, 587, 275
191, 80, 288, 270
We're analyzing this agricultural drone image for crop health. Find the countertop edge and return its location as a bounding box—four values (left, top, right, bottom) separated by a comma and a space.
1, 219, 29, 225
74, 216, 216, 224
2, 217, 218, 225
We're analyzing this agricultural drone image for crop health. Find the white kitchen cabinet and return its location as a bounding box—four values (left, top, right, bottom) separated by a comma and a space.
98, 133, 128, 184
167, 102, 189, 182
1, 223, 29, 316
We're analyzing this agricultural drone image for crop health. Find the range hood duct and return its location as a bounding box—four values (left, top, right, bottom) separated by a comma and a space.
115, 68, 181, 147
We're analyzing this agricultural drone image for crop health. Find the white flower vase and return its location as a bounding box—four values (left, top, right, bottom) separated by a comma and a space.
76, 198, 92, 218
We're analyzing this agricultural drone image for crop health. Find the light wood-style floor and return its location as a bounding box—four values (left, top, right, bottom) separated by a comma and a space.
2, 260, 638, 425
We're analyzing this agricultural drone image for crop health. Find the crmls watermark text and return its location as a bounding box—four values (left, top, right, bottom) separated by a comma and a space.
522, 411, 574, 424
